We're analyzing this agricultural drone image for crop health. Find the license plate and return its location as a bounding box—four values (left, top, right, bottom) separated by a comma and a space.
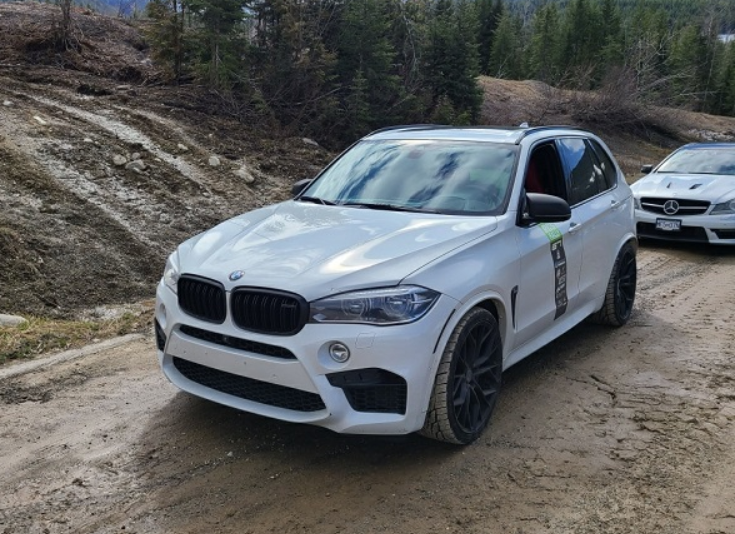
656, 218, 682, 232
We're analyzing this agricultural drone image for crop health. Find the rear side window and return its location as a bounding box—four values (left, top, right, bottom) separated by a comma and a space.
558, 138, 607, 205
589, 140, 618, 189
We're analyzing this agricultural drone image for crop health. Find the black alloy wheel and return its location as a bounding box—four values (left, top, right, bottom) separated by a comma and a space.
615, 246, 637, 321
421, 307, 503, 444
593, 241, 637, 326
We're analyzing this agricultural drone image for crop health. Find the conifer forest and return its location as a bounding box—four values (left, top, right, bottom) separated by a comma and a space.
143, 0, 735, 146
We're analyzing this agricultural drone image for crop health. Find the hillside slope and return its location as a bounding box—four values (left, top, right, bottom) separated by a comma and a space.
0, 4, 332, 320
1, 3, 735, 322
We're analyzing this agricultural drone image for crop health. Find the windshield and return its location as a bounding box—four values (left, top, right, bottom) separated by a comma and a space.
301, 140, 518, 215
657, 147, 735, 176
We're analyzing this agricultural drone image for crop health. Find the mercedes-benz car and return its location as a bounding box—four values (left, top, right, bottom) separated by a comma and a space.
632, 143, 735, 244
155, 125, 637, 445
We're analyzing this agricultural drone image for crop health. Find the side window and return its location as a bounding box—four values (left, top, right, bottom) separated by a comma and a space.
589, 139, 618, 189
524, 142, 567, 200
558, 138, 604, 205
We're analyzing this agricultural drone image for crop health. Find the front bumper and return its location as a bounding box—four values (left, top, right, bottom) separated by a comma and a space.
634, 208, 735, 245
155, 281, 459, 435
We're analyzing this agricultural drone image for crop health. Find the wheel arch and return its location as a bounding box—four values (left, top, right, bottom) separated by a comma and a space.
433, 291, 510, 368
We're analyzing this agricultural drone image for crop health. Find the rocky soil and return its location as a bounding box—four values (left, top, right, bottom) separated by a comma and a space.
0, 4, 333, 321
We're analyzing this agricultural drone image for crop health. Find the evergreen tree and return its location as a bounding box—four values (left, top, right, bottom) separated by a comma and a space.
145, 0, 187, 82
424, 0, 483, 122
335, 0, 403, 131
488, 9, 522, 79
477, 0, 504, 75
527, 2, 562, 83
598, 0, 624, 70
184, 0, 248, 88
560, 0, 602, 87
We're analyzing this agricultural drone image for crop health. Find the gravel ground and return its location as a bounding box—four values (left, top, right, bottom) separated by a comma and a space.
0, 244, 734, 534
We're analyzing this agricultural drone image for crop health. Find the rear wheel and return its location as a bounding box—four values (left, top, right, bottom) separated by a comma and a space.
421, 307, 502, 445
593, 241, 637, 326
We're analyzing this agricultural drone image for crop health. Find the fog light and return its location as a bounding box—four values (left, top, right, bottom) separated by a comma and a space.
329, 342, 350, 363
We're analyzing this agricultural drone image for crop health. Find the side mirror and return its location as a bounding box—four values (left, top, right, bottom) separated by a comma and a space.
291, 178, 313, 197
522, 193, 571, 225
640, 164, 653, 174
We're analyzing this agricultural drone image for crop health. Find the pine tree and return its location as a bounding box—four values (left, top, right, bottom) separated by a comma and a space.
145, 0, 187, 82
477, 0, 504, 75
560, 0, 602, 87
335, 0, 403, 131
424, 0, 483, 122
528, 2, 562, 83
488, 9, 522, 79
184, 0, 248, 88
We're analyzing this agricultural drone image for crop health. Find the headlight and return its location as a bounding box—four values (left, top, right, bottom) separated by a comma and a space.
711, 198, 735, 214
310, 286, 440, 325
163, 253, 180, 294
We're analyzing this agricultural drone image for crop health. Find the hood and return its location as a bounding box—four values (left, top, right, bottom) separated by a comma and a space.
177, 201, 497, 300
631, 173, 735, 203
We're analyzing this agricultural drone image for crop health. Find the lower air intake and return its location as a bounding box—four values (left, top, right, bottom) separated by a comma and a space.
173, 357, 326, 412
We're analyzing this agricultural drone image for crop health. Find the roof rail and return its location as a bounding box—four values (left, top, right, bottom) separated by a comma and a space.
514, 125, 585, 144
366, 124, 454, 136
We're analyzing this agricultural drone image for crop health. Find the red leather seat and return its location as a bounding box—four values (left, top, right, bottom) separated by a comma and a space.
525, 158, 544, 193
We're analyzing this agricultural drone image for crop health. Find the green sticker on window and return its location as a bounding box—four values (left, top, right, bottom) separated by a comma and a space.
539, 223, 563, 243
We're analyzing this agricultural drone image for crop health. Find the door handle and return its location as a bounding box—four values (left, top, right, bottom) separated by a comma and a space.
611, 199, 623, 210
569, 221, 583, 233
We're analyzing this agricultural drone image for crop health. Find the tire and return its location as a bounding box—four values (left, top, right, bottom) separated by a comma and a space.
592, 241, 637, 326
420, 307, 503, 445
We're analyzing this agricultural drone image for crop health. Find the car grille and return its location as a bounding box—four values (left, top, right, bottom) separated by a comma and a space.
179, 324, 296, 360
640, 197, 710, 216
173, 357, 326, 412
637, 222, 709, 242
231, 288, 307, 335
178, 275, 226, 324
327, 369, 407, 415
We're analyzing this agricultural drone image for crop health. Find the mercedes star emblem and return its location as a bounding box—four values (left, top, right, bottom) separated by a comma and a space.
663, 199, 680, 215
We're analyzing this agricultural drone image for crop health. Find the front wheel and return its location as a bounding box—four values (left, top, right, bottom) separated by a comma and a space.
420, 307, 503, 445
592, 241, 637, 326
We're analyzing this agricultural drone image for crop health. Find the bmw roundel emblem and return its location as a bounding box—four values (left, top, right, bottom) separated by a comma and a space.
229, 270, 245, 281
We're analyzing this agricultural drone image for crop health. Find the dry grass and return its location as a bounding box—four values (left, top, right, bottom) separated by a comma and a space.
0, 306, 152, 365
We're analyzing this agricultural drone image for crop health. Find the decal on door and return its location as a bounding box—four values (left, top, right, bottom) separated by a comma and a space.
539, 223, 568, 319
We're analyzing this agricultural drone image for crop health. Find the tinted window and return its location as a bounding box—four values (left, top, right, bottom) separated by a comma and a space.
558, 138, 606, 205
589, 140, 617, 189
304, 140, 518, 215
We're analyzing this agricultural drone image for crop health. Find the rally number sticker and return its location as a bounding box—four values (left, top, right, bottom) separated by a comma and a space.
539, 223, 568, 319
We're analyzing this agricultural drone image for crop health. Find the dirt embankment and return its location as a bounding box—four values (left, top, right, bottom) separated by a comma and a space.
0, 6, 333, 321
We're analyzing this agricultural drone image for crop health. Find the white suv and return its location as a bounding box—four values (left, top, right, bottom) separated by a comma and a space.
155, 126, 637, 444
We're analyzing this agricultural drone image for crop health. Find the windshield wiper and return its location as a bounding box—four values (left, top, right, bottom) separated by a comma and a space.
340, 202, 440, 214
298, 196, 337, 206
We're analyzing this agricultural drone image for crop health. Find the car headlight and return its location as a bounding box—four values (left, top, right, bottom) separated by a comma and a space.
163, 253, 180, 294
310, 286, 440, 325
711, 199, 735, 214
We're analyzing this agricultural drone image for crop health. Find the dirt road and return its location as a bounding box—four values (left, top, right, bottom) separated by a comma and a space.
1, 244, 734, 534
